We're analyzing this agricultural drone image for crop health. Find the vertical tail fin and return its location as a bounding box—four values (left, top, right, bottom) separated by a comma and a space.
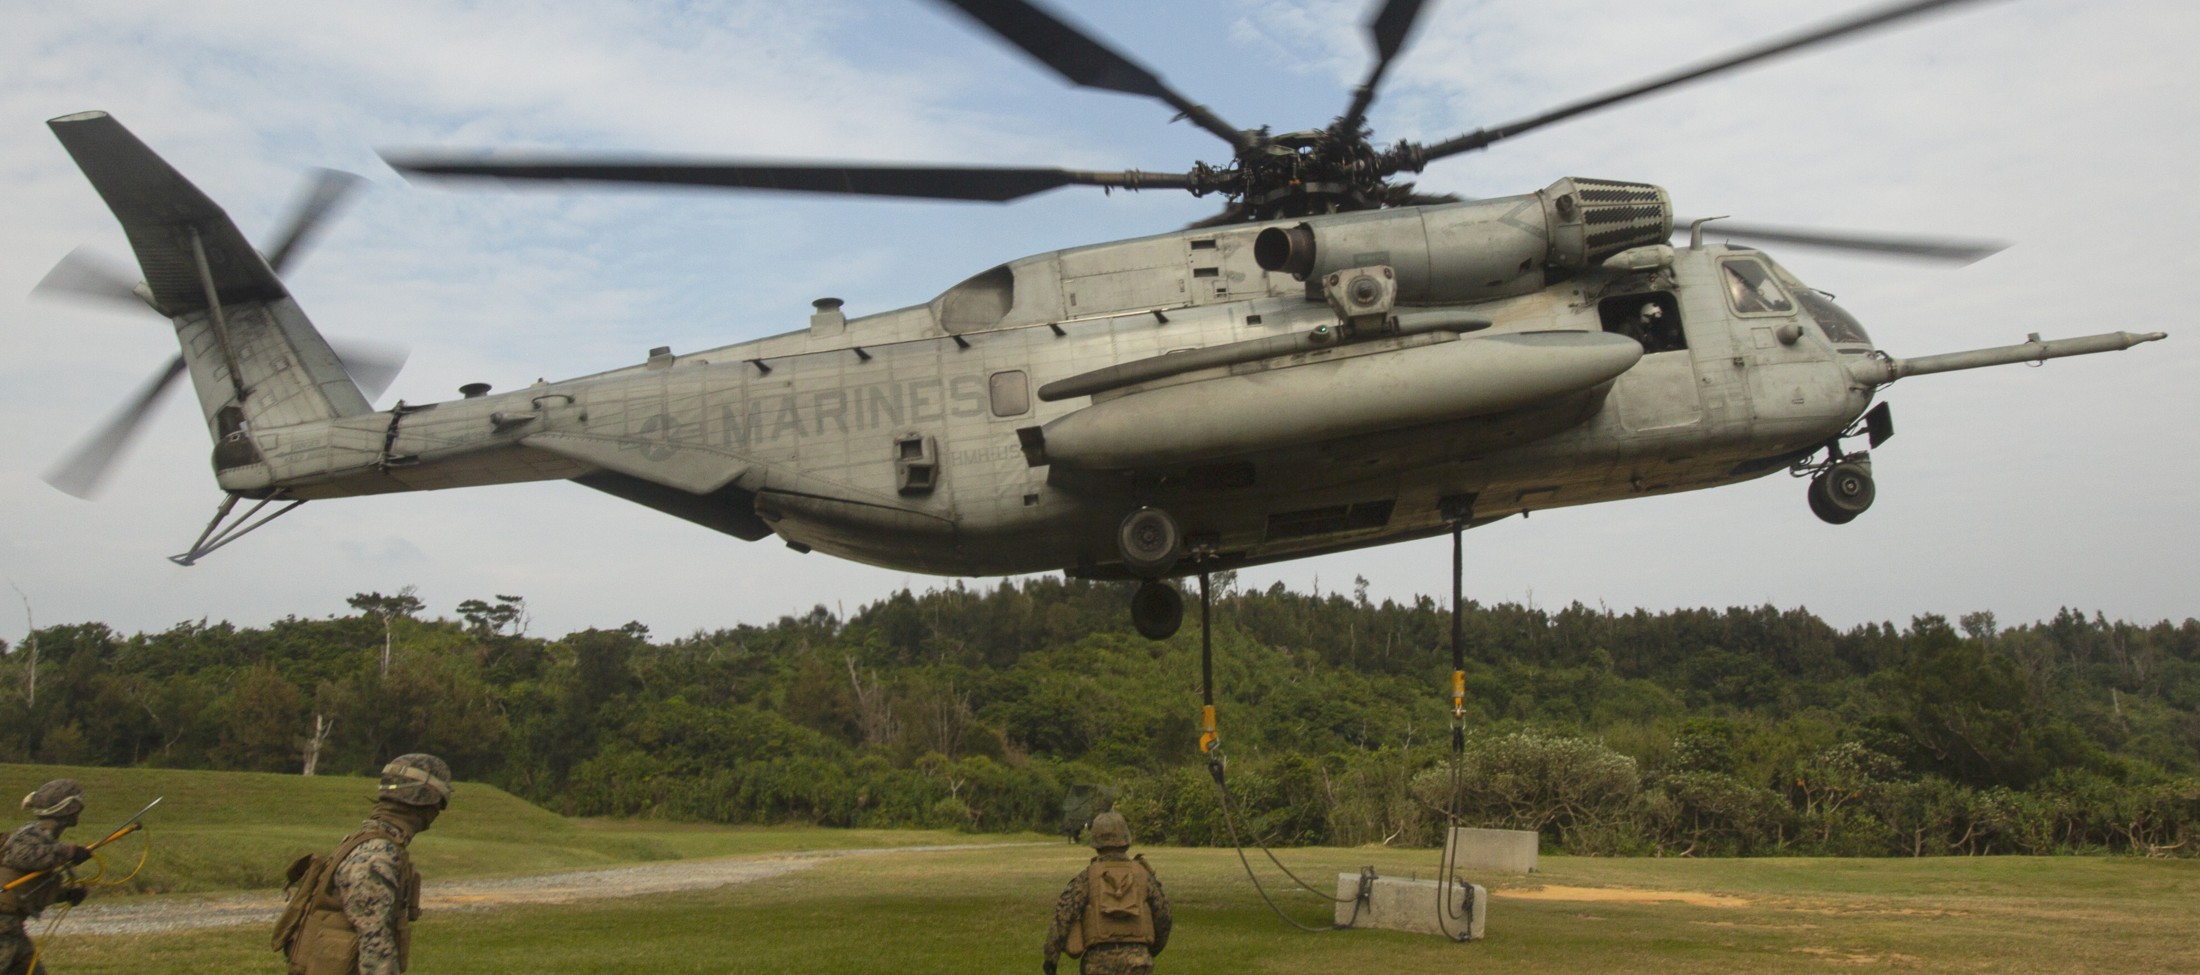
47, 112, 372, 489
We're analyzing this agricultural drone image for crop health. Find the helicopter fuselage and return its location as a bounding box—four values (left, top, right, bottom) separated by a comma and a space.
224, 184, 1879, 580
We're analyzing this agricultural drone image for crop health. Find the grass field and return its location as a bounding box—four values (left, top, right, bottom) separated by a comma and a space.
9, 765, 2198, 974
0, 764, 1031, 893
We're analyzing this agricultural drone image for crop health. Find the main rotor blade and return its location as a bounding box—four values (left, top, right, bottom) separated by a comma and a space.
263, 169, 365, 274
1185, 203, 1253, 229
383, 155, 1199, 202
32, 247, 146, 313
1336, 0, 1430, 137
928, 0, 1248, 150
1681, 219, 2009, 265
1412, 0, 2001, 164
327, 337, 410, 401
44, 355, 187, 499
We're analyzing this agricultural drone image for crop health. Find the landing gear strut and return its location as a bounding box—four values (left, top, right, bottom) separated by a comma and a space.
1801, 404, 1891, 525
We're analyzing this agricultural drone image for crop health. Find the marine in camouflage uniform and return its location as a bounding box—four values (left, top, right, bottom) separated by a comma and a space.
0, 781, 93, 975
1043, 811, 1170, 975
286, 755, 449, 975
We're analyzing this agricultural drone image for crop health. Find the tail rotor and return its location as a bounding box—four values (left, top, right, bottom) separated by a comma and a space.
30, 166, 404, 498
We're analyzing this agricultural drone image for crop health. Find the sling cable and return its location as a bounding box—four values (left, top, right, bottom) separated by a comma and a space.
1191, 567, 1372, 933
1432, 521, 1477, 942
1192, 516, 1481, 938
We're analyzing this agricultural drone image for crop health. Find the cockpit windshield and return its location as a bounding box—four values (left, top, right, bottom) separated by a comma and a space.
1794, 290, 1872, 346
1760, 256, 1873, 346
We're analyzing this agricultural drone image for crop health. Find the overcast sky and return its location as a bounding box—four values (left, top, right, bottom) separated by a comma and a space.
2, 0, 2194, 641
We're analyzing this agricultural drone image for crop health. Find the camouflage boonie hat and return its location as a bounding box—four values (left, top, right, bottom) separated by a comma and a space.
1090, 810, 1132, 850
21, 779, 83, 818
377, 753, 453, 807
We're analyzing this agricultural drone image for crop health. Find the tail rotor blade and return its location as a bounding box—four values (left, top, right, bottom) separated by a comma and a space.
44, 356, 188, 499
327, 337, 410, 401
32, 247, 146, 312
263, 169, 365, 275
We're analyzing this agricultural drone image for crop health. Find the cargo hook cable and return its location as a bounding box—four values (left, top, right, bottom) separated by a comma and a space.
1433, 522, 1475, 942
1193, 570, 1365, 933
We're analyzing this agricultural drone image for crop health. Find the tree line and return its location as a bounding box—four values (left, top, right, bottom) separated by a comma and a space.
1, 576, 2195, 858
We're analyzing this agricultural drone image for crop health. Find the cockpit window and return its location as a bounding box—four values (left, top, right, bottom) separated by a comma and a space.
1720, 259, 1793, 316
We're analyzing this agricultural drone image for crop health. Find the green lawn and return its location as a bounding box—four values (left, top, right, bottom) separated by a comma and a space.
10, 765, 2197, 974
0, 764, 1031, 893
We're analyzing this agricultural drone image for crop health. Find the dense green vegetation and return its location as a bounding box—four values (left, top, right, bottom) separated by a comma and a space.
2, 579, 2194, 858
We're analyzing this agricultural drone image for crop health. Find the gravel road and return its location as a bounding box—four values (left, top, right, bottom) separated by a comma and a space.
62, 843, 1038, 936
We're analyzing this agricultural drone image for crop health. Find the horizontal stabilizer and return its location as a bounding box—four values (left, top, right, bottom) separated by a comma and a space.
47, 111, 287, 316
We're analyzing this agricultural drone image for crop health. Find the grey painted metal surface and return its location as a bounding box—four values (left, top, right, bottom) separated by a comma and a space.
1857, 330, 2166, 381
1034, 331, 1644, 470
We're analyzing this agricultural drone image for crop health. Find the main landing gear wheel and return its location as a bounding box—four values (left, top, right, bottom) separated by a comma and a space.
1808, 461, 1875, 525
1131, 580, 1184, 640
1118, 507, 1181, 577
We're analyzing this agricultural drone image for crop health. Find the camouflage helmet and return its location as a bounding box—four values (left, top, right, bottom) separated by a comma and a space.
1089, 810, 1133, 850
377, 753, 453, 808
20, 779, 83, 818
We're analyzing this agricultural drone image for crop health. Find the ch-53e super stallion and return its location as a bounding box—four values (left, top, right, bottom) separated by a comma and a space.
37, 0, 2164, 651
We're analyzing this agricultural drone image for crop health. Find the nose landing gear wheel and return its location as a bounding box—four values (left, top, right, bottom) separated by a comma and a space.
1131, 580, 1184, 640
1808, 461, 1875, 524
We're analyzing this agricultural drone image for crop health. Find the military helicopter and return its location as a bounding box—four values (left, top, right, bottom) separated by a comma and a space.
35, 0, 2164, 645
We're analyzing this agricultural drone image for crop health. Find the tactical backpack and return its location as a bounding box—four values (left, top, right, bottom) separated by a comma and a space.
1067, 855, 1156, 956
271, 827, 399, 974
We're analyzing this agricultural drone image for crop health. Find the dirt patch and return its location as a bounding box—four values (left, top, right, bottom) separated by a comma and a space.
60, 843, 1037, 936
1789, 946, 1926, 966
1692, 919, 1821, 931
1493, 884, 1751, 908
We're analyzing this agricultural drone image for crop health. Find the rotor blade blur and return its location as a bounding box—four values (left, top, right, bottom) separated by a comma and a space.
1412, 0, 2001, 164
326, 337, 409, 401
1683, 220, 2010, 265
1185, 203, 1252, 229
1400, 192, 1463, 206
32, 247, 146, 312
263, 169, 365, 274
44, 355, 187, 499
1335, 0, 1429, 137
929, 0, 1248, 150
383, 155, 1199, 202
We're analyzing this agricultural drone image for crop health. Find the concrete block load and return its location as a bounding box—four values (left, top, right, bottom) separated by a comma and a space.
1445, 826, 1539, 874
1334, 872, 1486, 941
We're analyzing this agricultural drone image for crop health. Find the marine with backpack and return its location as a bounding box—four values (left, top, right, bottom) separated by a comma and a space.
272, 755, 448, 975
1043, 810, 1172, 975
